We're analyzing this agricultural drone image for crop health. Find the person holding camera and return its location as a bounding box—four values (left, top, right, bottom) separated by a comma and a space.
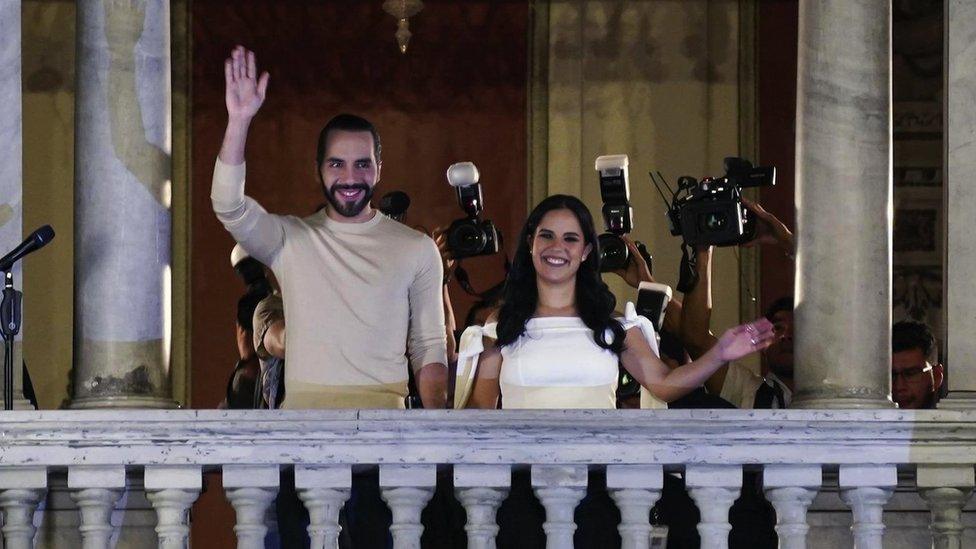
457, 194, 775, 410
211, 46, 448, 410
680, 198, 795, 409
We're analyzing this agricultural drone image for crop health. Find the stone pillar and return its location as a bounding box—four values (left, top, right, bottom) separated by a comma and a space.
71, 0, 175, 408
791, 0, 894, 409
943, 0, 976, 409
0, 0, 31, 410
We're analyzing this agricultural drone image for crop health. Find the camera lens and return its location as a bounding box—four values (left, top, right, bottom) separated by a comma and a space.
451, 222, 486, 256
598, 233, 629, 272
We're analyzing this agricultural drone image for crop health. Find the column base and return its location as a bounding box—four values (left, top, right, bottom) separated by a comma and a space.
70, 395, 178, 410
790, 396, 895, 410
937, 392, 976, 410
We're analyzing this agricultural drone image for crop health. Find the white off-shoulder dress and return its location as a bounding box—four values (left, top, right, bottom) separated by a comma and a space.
454, 302, 666, 409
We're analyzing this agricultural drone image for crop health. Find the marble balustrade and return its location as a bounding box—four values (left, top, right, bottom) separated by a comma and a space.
0, 409, 973, 548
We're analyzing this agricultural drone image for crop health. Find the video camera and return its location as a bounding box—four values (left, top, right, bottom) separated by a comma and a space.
446, 162, 500, 259
659, 157, 776, 247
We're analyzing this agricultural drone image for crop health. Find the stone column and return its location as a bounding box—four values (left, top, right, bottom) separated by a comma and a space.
791, 0, 894, 409
943, 0, 976, 409
0, 0, 31, 410
71, 0, 175, 408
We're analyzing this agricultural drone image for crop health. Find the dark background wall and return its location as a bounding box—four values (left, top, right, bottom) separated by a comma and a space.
190, 1, 528, 544
758, 0, 799, 313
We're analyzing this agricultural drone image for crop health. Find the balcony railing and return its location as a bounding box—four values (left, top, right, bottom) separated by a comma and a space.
0, 409, 974, 548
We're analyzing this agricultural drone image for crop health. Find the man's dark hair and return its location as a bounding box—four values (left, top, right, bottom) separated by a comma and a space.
765, 296, 794, 322
236, 290, 265, 334
892, 320, 935, 357
316, 113, 382, 172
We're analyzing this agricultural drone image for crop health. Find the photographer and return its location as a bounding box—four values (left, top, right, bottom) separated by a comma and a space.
677, 197, 793, 549
680, 198, 795, 407
606, 236, 683, 343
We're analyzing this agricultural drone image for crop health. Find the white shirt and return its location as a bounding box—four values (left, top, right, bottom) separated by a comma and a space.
454, 303, 666, 409
719, 362, 793, 409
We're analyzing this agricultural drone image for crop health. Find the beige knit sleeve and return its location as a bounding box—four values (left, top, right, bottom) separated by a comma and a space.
406, 236, 448, 372
252, 294, 284, 360
211, 159, 285, 266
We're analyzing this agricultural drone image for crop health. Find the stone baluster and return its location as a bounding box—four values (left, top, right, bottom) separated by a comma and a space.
917, 465, 975, 549
144, 466, 201, 549
454, 465, 510, 549
531, 465, 587, 549
838, 465, 896, 549
606, 465, 663, 549
223, 465, 279, 549
763, 464, 822, 549
68, 466, 126, 549
0, 467, 47, 549
379, 464, 437, 549
295, 465, 352, 549
686, 465, 742, 549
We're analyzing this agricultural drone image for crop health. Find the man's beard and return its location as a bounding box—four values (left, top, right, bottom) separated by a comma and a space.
323, 183, 374, 218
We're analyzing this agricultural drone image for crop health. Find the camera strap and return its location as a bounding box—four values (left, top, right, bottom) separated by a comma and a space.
676, 244, 699, 294
453, 255, 511, 298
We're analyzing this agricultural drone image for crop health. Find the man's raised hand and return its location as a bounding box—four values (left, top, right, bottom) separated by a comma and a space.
224, 46, 270, 121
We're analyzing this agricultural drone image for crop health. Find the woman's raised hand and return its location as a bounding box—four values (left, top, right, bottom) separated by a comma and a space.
714, 318, 776, 362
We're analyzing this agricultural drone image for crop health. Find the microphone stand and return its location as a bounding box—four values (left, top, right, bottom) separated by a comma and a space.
1, 270, 22, 411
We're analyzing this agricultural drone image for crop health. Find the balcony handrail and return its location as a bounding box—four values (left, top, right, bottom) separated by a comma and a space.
0, 409, 973, 468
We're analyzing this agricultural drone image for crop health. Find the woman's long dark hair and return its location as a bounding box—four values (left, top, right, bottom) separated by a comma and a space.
495, 195, 625, 353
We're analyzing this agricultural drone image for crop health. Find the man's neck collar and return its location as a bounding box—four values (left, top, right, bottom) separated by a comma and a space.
325, 205, 377, 224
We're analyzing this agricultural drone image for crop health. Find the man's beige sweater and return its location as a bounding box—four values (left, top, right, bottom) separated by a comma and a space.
212, 159, 447, 408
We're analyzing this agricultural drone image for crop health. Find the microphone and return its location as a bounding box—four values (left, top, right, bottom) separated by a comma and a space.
447, 162, 480, 187
379, 191, 411, 222
0, 225, 56, 272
